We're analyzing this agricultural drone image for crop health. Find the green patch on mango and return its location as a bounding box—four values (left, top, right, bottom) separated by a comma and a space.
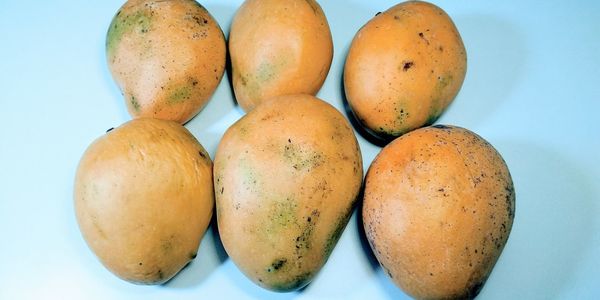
295, 209, 320, 254
168, 85, 192, 104
269, 271, 313, 292
283, 142, 324, 172
129, 95, 141, 112
268, 197, 298, 232
238, 158, 260, 189
437, 74, 453, 90
374, 125, 406, 139
106, 9, 152, 59
323, 213, 350, 257
256, 61, 277, 82
324, 194, 359, 257
425, 111, 441, 126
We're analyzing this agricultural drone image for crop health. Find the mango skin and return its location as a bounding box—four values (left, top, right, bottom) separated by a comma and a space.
74, 118, 214, 284
363, 125, 515, 299
229, 0, 333, 112
107, 0, 226, 124
214, 94, 363, 291
344, 1, 467, 140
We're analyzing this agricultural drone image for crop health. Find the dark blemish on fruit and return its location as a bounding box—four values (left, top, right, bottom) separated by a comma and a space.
284, 143, 323, 171
418, 32, 430, 44
394, 15, 400, 20
437, 75, 453, 90
307, 216, 312, 223
192, 31, 208, 39
383, 266, 394, 279
198, 151, 206, 159
221, 187, 224, 194
293, 209, 320, 260
158, 269, 164, 280
425, 113, 440, 126
430, 272, 433, 276
465, 280, 485, 299
129, 95, 141, 112
162, 241, 172, 253
239, 74, 248, 86
402, 61, 414, 71
304, 0, 319, 14
375, 12, 382, 16
106, 127, 114, 133
505, 185, 515, 216
139, 262, 143, 266
267, 258, 288, 272
439, 45, 444, 52
190, 15, 208, 27
432, 124, 451, 129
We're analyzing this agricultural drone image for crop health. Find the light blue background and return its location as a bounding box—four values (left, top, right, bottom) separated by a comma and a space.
1, 0, 599, 299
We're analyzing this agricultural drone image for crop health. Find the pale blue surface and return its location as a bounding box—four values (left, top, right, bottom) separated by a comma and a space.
0, 0, 599, 299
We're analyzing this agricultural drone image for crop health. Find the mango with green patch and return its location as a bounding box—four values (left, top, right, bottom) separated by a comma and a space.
214, 94, 363, 291
363, 125, 515, 299
344, 1, 467, 141
229, 0, 333, 112
107, 0, 226, 124
74, 118, 214, 284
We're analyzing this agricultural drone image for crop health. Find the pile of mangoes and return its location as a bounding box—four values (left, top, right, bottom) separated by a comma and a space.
74, 1, 515, 298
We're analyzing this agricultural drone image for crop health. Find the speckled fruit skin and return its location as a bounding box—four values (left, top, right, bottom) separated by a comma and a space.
214, 94, 362, 291
107, 0, 226, 124
74, 118, 214, 285
229, 0, 333, 112
344, 1, 467, 141
363, 125, 515, 299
